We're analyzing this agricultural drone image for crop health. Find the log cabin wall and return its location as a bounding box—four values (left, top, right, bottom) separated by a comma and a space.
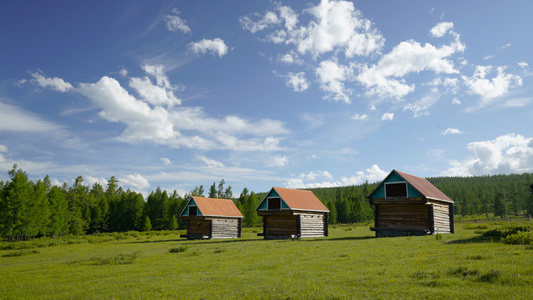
185, 217, 211, 240
294, 212, 328, 238
376, 203, 430, 231
429, 201, 452, 234
210, 217, 241, 239
262, 214, 299, 239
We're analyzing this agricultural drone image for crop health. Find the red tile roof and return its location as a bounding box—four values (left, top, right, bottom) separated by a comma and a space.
274, 187, 330, 212
394, 170, 453, 203
192, 197, 243, 217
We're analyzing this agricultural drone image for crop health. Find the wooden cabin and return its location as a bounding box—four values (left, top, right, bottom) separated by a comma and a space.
368, 170, 454, 237
256, 187, 329, 239
180, 196, 243, 240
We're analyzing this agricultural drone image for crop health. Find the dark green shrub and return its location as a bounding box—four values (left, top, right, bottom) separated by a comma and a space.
169, 246, 188, 253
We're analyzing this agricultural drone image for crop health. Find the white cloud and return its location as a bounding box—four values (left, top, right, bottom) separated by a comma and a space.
445, 134, 533, 176
165, 9, 191, 33
270, 154, 289, 167
160, 157, 172, 166
501, 42, 512, 49
369, 104, 376, 111
357, 35, 463, 98
430, 22, 454, 37
518, 62, 529, 69
452, 97, 461, 105
129, 76, 181, 108
0, 144, 7, 153
285, 164, 387, 188
0, 102, 62, 133
199, 156, 225, 168
404, 92, 440, 117
381, 113, 394, 121
279, 52, 303, 65
120, 174, 150, 189
119, 68, 128, 76
298, 0, 384, 57
77, 76, 177, 142
315, 59, 354, 103
463, 66, 523, 103
351, 113, 368, 121
28, 67, 288, 152
242, 0, 384, 58
442, 128, 462, 135
285, 72, 309, 92
188, 38, 228, 57
30, 72, 73, 92
240, 11, 280, 33
84, 175, 108, 187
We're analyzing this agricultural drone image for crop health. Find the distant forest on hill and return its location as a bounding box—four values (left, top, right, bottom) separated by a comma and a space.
1, 164, 533, 241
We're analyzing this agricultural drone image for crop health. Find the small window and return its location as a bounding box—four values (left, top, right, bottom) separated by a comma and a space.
386, 182, 407, 198
189, 206, 198, 216
268, 198, 281, 210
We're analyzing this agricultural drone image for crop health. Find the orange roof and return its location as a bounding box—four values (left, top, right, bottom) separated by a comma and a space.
394, 170, 453, 203
274, 187, 330, 212
192, 196, 243, 217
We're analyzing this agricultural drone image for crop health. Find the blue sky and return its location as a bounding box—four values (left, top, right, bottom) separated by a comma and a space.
1, 0, 532, 196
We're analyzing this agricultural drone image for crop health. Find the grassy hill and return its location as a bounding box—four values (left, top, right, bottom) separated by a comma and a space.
2, 222, 533, 299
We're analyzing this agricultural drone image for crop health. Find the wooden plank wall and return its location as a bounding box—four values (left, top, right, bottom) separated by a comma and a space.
210, 218, 241, 239
186, 219, 210, 239
295, 212, 327, 238
377, 204, 430, 231
430, 202, 451, 234
264, 215, 298, 238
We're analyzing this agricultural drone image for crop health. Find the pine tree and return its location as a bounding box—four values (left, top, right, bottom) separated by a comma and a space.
48, 185, 68, 236
167, 214, 178, 231
1, 165, 34, 240
141, 216, 152, 232
208, 182, 217, 198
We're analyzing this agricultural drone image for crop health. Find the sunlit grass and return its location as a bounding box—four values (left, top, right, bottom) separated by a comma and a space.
1, 224, 533, 299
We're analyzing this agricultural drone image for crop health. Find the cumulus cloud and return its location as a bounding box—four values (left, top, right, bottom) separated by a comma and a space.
315, 59, 354, 103
27, 67, 289, 152
351, 113, 368, 121
240, 11, 281, 33
160, 157, 172, 165
381, 113, 394, 121
285, 72, 309, 92
30, 72, 73, 92
445, 134, 533, 176
120, 174, 150, 189
84, 176, 108, 187
286, 164, 387, 188
129, 76, 181, 108
78, 76, 177, 142
357, 33, 464, 98
442, 128, 462, 135
463, 65, 523, 103
188, 38, 228, 57
430, 22, 454, 38
242, 0, 384, 58
165, 9, 191, 33
199, 156, 225, 168
270, 154, 289, 167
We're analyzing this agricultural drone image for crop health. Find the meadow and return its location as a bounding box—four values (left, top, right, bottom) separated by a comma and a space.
1, 222, 533, 299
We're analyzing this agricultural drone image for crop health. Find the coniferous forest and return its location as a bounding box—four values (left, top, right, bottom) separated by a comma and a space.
1, 164, 533, 241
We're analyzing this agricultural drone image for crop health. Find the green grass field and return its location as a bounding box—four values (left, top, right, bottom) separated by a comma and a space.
1, 222, 533, 299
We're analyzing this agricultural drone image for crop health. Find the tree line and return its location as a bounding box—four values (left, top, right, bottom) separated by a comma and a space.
2, 164, 533, 241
